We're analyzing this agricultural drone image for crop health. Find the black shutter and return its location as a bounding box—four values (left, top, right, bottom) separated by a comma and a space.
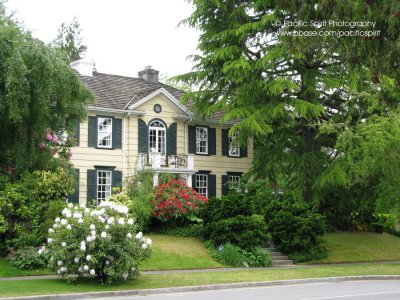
88, 116, 97, 147
87, 169, 97, 206
112, 170, 123, 191
68, 169, 80, 203
188, 125, 196, 154
113, 118, 122, 149
192, 174, 196, 191
138, 119, 148, 153
222, 129, 229, 156
208, 174, 216, 199
167, 122, 177, 156
208, 128, 216, 155
72, 121, 80, 146
241, 140, 248, 158
221, 175, 229, 196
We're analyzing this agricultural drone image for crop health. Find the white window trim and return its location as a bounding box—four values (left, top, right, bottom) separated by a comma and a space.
196, 127, 208, 154
228, 132, 240, 157
97, 117, 113, 149
97, 170, 112, 203
228, 175, 241, 191
196, 173, 208, 198
148, 120, 166, 154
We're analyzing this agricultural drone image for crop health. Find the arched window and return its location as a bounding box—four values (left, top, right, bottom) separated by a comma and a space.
149, 120, 166, 154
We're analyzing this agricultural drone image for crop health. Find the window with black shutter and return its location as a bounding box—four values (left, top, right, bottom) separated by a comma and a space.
87, 167, 123, 206
88, 116, 122, 149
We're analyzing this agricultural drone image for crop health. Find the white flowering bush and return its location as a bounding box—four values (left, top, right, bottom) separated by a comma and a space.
41, 201, 152, 283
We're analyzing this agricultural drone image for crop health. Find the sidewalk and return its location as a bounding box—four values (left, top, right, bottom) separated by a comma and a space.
1, 260, 400, 282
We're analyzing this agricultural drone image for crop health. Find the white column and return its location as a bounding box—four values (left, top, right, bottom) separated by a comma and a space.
187, 154, 194, 169
186, 173, 192, 187
153, 173, 159, 187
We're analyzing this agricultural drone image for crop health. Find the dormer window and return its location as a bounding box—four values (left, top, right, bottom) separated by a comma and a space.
97, 117, 113, 148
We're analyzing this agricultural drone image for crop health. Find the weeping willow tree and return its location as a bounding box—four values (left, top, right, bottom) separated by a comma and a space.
0, 3, 94, 174
177, 0, 400, 203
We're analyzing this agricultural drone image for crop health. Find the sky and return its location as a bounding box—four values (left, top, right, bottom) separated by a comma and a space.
4, 0, 200, 78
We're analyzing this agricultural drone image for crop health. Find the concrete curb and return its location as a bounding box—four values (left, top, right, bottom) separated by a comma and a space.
1, 275, 400, 300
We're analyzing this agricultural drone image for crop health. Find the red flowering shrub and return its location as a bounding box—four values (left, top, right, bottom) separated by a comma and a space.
151, 180, 208, 222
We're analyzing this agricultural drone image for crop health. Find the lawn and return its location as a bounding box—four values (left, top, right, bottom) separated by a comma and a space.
308, 232, 400, 264
0, 234, 223, 278
1, 263, 400, 298
0, 259, 50, 277
141, 234, 224, 270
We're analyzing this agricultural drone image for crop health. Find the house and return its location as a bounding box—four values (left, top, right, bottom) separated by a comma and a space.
68, 60, 253, 205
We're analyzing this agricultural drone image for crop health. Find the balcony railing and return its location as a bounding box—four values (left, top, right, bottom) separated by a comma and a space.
137, 153, 194, 170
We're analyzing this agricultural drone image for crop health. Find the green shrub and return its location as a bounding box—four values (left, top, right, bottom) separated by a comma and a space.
265, 194, 326, 253
372, 213, 398, 233
200, 192, 255, 224
288, 247, 328, 263
8, 246, 47, 270
204, 214, 269, 249
240, 247, 272, 267
42, 201, 152, 283
205, 241, 272, 267
158, 224, 202, 237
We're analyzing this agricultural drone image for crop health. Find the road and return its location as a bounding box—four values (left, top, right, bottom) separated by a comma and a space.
98, 280, 400, 300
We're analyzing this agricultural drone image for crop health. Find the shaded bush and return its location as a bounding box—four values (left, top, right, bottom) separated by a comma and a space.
264, 194, 326, 254
8, 246, 47, 270
204, 214, 269, 249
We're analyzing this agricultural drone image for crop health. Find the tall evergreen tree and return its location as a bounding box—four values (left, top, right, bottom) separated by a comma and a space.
52, 17, 87, 64
178, 0, 400, 201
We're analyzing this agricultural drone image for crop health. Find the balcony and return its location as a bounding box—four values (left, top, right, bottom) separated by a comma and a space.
137, 153, 194, 172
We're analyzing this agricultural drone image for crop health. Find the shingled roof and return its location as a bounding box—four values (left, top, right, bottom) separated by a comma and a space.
79, 72, 184, 111
77, 70, 227, 123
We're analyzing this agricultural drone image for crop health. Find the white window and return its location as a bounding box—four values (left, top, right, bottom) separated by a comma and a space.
149, 120, 166, 154
196, 127, 208, 154
229, 131, 240, 157
196, 174, 208, 197
97, 170, 112, 202
98, 117, 113, 148
229, 175, 241, 190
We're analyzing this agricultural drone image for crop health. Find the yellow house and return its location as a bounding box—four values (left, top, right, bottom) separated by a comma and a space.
68, 60, 253, 205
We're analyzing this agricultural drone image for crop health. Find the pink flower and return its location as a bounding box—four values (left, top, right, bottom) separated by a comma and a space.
46, 133, 53, 141
39, 143, 46, 152
52, 136, 59, 144
67, 150, 73, 160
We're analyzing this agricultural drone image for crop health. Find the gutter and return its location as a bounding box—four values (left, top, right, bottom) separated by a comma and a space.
87, 105, 146, 116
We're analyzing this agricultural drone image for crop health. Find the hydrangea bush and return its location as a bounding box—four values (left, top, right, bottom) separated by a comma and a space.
40, 201, 151, 283
151, 179, 208, 222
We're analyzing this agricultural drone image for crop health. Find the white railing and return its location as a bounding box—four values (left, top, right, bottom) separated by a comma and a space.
137, 153, 194, 170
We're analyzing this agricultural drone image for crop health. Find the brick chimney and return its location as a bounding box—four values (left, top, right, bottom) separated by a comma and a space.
138, 66, 159, 83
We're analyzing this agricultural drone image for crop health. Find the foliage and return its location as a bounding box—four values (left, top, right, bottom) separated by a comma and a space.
264, 194, 326, 253
0, 4, 93, 174
200, 192, 269, 249
205, 241, 271, 267
317, 115, 400, 225
372, 213, 398, 233
204, 214, 269, 249
42, 201, 152, 284
288, 247, 328, 264
51, 17, 87, 64
151, 179, 208, 223
125, 171, 155, 230
157, 224, 202, 237
8, 247, 47, 270
177, 0, 400, 203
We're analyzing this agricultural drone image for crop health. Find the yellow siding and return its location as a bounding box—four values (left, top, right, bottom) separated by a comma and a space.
71, 95, 254, 203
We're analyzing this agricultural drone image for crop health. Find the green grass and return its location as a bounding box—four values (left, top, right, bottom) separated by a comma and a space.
0, 234, 223, 278
1, 263, 400, 298
308, 232, 400, 264
0, 259, 50, 277
141, 234, 224, 270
